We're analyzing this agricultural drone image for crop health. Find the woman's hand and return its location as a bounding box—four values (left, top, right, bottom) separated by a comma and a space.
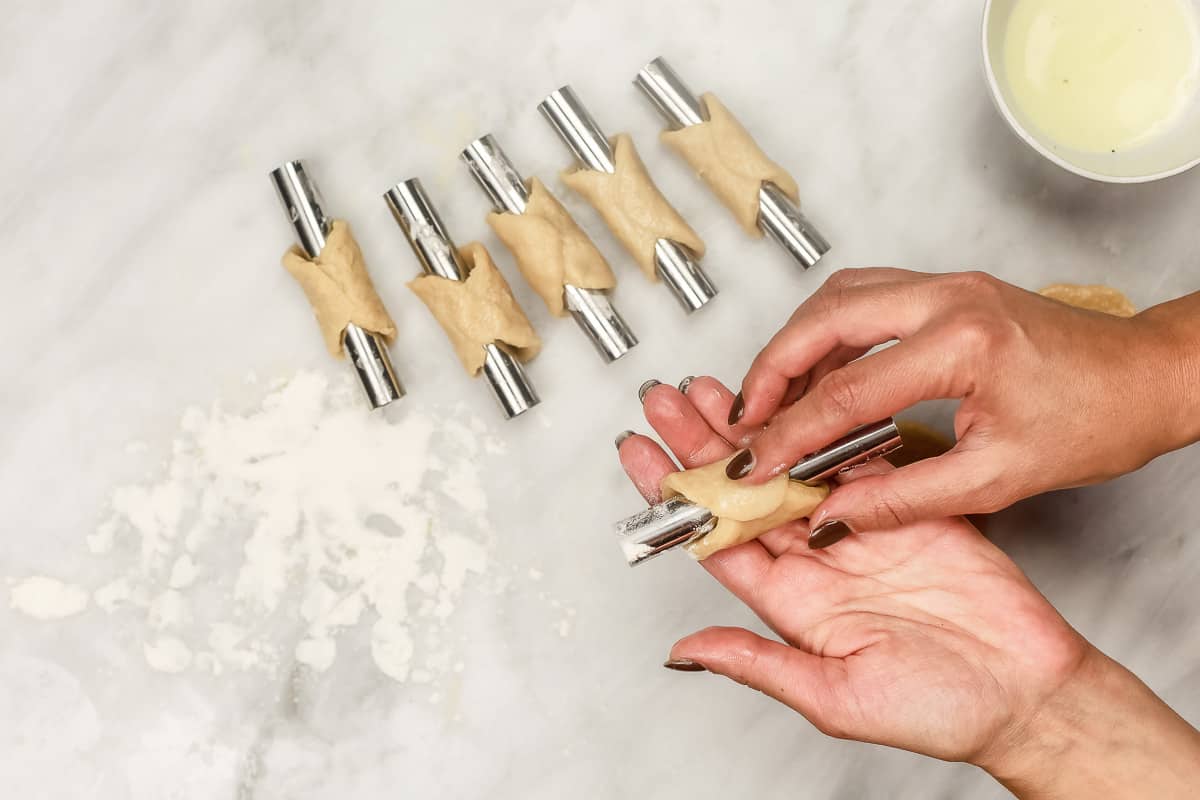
724, 269, 1200, 537
618, 378, 1200, 797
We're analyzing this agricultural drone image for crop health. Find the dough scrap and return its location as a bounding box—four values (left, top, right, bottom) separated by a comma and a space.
1038, 284, 1136, 317
661, 93, 800, 236
662, 457, 829, 560
281, 219, 397, 357
487, 177, 617, 317
888, 421, 955, 468
408, 242, 541, 375
561, 133, 705, 282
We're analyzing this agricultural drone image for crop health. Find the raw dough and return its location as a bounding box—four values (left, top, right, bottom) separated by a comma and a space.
661, 93, 800, 236
487, 177, 617, 316
887, 421, 955, 468
281, 219, 397, 357
561, 133, 705, 282
662, 456, 829, 560
1039, 284, 1136, 317
408, 242, 541, 375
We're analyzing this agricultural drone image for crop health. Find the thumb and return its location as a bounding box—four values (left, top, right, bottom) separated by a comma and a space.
810, 449, 1007, 535
667, 626, 851, 739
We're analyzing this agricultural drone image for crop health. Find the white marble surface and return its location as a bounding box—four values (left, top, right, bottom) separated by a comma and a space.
4, 1, 1200, 797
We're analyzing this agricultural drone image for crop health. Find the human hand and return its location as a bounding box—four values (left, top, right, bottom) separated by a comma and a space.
724, 269, 1200, 537
617, 378, 1200, 797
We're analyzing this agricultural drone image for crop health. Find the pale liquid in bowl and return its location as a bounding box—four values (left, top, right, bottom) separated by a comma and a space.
1004, 0, 1200, 153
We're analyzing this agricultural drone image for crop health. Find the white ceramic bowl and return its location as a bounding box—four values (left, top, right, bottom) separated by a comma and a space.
983, 0, 1200, 183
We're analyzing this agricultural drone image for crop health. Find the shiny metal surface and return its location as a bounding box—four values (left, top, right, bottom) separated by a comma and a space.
634, 57, 706, 129
383, 179, 463, 282
383, 177, 539, 419
757, 182, 831, 270
633, 56, 832, 270
481, 343, 540, 420
268, 159, 404, 410
615, 497, 716, 567
615, 418, 902, 566
461, 134, 530, 215
269, 160, 332, 256
538, 86, 617, 174
653, 239, 718, 314
341, 324, 405, 409
562, 285, 638, 362
788, 418, 902, 483
539, 85, 717, 313
460, 135, 639, 362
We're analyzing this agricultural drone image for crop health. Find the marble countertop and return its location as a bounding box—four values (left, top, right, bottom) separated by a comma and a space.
4, 1, 1199, 797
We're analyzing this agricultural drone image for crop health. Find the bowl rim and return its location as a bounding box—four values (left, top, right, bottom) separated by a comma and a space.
980, 0, 1200, 184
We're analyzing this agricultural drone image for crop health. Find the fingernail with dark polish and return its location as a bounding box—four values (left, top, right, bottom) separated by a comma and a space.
727, 391, 746, 425
615, 430, 635, 450
663, 658, 706, 672
678, 376, 695, 394
726, 449, 755, 480
809, 520, 853, 550
638, 379, 661, 403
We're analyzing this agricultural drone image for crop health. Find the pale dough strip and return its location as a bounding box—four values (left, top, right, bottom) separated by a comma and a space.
662, 456, 829, 560
1038, 284, 1136, 318
408, 241, 541, 376
281, 219, 398, 357
561, 133, 705, 282
661, 93, 800, 237
487, 177, 616, 317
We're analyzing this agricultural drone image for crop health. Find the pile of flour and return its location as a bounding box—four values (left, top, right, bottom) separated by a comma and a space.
10, 371, 506, 682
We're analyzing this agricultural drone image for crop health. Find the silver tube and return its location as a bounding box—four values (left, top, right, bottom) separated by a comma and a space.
614, 419, 902, 566
268, 159, 405, 410
615, 497, 715, 566
562, 285, 638, 362
383, 178, 539, 419
788, 418, 901, 483
538, 86, 616, 174
269, 160, 332, 256
538, 86, 718, 314
633, 57, 706, 129
460, 134, 638, 362
654, 240, 718, 314
633, 57, 832, 270
757, 183, 831, 270
461, 134, 531, 215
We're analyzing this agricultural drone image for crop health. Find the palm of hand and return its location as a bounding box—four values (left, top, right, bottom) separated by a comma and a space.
751, 519, 1085, 761
619, 377, 1087, 764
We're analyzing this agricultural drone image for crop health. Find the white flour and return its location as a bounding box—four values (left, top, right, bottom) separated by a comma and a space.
7, 577, 89, 620
11, 371, 505, 683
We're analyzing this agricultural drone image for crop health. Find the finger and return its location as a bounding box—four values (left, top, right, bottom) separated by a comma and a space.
661, 376, 835, 557
775, 461, 893, 553
641, 384, 776, 599
805, 345, 870, 394
756, 522, 810, 557
679, 376, 763, 448
771, 347, 866, 418
642, 383, 734, 467
736, 270, 944, 428
776, 267, 930, 314
779, 376, 809, 408
616, 432, 678, 505
833, 454, 895, 483
735, 330, 972, 483
667, 626, 850, 739
809, 447, 1009, 533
